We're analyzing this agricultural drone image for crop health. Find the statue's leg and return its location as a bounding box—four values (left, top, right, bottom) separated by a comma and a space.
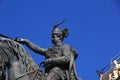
46, 72, 60, 80
46, 67, 65, 80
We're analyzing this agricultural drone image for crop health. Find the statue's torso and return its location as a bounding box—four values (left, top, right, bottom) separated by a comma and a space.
46, 45, 63, 59
45, 45, 65, 72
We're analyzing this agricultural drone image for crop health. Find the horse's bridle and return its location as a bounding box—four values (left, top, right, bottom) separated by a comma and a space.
15, 67, 39, 80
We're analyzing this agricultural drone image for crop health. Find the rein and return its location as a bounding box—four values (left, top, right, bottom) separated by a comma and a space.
15, 67, 39, 80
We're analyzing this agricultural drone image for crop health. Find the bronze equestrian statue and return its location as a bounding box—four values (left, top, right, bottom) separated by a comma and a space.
18, 21, 80, 80
0, 20, 80, 80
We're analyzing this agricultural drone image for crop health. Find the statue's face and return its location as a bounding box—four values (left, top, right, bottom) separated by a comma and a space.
51, 33, 62, 44
51, 28, 64, 44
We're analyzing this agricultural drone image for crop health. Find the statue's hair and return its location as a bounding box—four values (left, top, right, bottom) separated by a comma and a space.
62, 28, 69, 38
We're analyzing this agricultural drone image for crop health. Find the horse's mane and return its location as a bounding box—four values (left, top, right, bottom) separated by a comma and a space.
0, 38, 37, 71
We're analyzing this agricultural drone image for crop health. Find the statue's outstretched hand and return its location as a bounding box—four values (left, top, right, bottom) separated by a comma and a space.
16, 38, 27, 44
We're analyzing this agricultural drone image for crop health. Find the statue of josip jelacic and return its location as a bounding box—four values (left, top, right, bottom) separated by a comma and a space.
18, 20, 80, 80
0, 20, 80, 80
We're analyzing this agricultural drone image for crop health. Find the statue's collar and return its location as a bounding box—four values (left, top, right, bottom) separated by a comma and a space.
53, 42, 63, 47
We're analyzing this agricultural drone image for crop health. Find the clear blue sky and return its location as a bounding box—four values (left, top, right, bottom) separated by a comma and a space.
0, 0, 120, 80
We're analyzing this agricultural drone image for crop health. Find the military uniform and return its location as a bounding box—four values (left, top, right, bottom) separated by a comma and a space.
44, 44, 79, 80
18, 23, 80, 80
